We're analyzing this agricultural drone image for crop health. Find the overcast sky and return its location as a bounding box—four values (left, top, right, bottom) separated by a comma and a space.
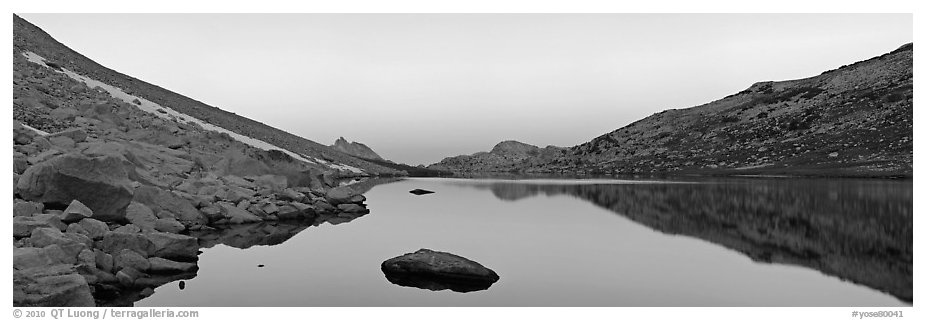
19, 14, 912, 165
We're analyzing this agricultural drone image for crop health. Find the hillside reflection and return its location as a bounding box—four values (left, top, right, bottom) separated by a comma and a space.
454, 178, 913, 303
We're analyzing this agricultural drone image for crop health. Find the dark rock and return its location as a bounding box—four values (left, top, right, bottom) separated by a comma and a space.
217, 202, 262, 224
154, 218, 185, 233
16, 153, 134, 222
98, 232, 155, 257
94, 249, 115, 273
77, 218, 109, 240
253, 174, 288, 192
134, 186, 208, 227
115, 249, 150, 272
47, 128, 88, 143
60, 199, 93, 223
409, 189, 435, 195
14, 214, 66, 238
145, 232, 198, 260
381, 249, 499, 292
14, 247, 57, 270
326, 186, 359, 205
132, 186, 207, 227
337, 203, 369, 214
14, 264, 95, 307
148, 257, 198, 273
113, 224, 142, 234
13, 201, 44, 217
125, 201, 158, 232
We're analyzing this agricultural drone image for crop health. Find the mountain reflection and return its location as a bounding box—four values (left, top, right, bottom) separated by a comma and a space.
457, 178, 913, 303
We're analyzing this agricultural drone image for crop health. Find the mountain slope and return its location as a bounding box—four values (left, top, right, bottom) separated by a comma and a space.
429, 140, 566, 172
432, 44, 913, 177
330, 137, 384, 160
12, 15, 401, 176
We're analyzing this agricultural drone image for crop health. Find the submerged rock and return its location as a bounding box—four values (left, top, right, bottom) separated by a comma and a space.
381, 249, 499, 293
409, 189, 435, 195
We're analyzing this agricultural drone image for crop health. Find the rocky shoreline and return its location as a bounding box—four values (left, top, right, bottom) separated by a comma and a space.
13, 16, 384, 306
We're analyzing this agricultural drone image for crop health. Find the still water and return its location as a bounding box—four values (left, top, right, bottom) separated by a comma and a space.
136, 177, 911, 307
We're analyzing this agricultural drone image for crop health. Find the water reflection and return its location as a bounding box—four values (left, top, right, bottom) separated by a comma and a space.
449, 178, 913, 303
97, 179, 399, 306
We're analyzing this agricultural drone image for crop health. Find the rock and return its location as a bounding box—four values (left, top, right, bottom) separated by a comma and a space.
409, 189, 435, 195
116, 267, 144, 287
77, 218, 109, 240
148, 257, 198, 273
26, 149, 62, 165
49, 107, 79, 122
337, 203, 369, 214
16, 153, 135, 222
30, 227, 91, 257
14, 264, 95, 307
65, 223, 89, 237
115, 249, 151, 272
145, 232, 198, 260
98, 232, 155, 257
326, 186, 359, 205
381, 249, 500, 292
276, 205, 302, 220
14, 214, 67, 238
154, 218, 185, 233
253, 174, 288, 192
278, 188, 306, 202
14, 156, 30, 174
313, 200, 337, 213
132, 186, 207, 227
113, 224, 142, 234
199, 206, 223, 222
139, 287, 155, 298
261, 203, 280, 215
47, 128, 88, 143
13, 201, 44, 217
14, 247, 57, 270
48, 135, 76, 149
77, 249, 96, 268
125, 201, 158, 232
94, 250, 115, 273
217, 202, 262, 224
221, 175, 255, 189
60, 199, 93, 223
349, 194, 366, 203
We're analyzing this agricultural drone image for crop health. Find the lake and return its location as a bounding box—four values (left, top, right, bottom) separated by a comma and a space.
134, 177, 912, 307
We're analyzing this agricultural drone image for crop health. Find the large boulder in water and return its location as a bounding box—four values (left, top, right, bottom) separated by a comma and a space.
16, 153, 134, 222
381, 249, 500, 293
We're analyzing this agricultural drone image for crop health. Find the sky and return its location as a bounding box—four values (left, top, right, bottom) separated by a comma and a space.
18, 14, 912, 165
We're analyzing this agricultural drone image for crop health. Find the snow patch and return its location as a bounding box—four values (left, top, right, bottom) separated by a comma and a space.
21, 123, 49, 136
22, 51, 364, 174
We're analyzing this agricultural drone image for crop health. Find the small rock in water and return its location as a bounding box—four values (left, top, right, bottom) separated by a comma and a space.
409, 189, 435, 195
178, 281, 185, 290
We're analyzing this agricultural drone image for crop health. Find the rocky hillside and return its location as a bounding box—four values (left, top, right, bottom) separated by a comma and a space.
12, 15, 388, 307
330, 137, 384, 160
12, 15, 401, 177
429, 140, 565, 172
432, 44, 913, 178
